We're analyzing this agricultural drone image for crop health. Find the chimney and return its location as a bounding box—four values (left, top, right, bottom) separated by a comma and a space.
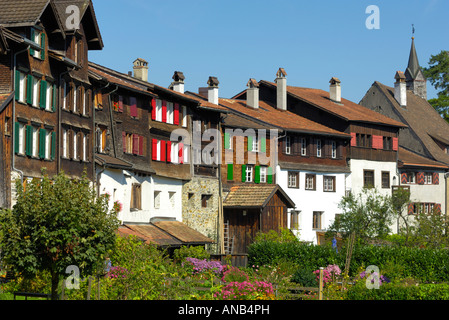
275, 68, 287, 110
133, 58, 148, 82
246, 78, 259, 109
171, 71, 185, 94
394, 71, 407, 107
207, 76, 219, 105
329, 77, 341, 103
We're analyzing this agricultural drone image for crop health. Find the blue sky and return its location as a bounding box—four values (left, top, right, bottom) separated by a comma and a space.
89, 0, 449, 103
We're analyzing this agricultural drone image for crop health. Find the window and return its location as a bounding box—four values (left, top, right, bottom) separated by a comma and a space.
253, 137, 259, 152
316, 139, 322, 157
130, 183, 142, 210
156, 99, 163, 122
188, 193, 195, 205
382, 171, 390, 188
154, 191, 161, 209
14, 122, 25, 154
31, 76, 40, 107
290, 210, 300, 230
383, 137, 392, 150
356, 134, 372, 148
260, 166, 267, 183
82, 134, 88, 162
288, 171, 299, 188
169, 192, 176, 207
45, 82, 54, 111
62, 128, 67, 158
182, 105, 187, 127
424, 172, 433, 185
406, 172, 416, 184
31, 126, 39, 157
245, 165, 253, 182
331, 141, 337, 159
323, 176, 336, 192
301, 138, 307, 156
201, 194, 211, 208
15, 71, 27, 103
313, 211, 323, 230
30, 28, 45, 60
364, 170, 375, 188
305, 174, 316, 190
96, 127, 107, 153
167, 102, 174, 124
123, 132, 144, 156
224, 132, 233, 150
129, 97, 138, 118
285, 136, 291, 154
62, 80, 68, 110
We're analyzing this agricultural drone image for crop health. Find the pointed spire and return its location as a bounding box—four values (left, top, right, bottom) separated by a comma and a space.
405, 36, 421, 81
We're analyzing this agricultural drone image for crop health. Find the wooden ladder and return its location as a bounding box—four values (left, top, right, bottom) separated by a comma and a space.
223, 221, 234, 254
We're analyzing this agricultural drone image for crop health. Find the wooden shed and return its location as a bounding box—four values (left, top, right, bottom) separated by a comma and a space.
223, 184, 296, 254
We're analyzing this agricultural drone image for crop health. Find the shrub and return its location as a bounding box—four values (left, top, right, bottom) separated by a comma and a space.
222, 267, 249, 283
173, 246, 210, 263
214, 281, 275, 300
291, 268, 316, 287
183, 258, 224, 276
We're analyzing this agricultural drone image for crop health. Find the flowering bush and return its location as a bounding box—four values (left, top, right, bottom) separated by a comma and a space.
214, 281, 275, 300
313, 264, 342, 285
107, 266, 130, 279
359, 270, 390, 286
183, 257, 224, 276
222, 266, 249, 283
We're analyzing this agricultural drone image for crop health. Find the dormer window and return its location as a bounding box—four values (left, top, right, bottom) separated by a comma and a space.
30, 28, 45, 60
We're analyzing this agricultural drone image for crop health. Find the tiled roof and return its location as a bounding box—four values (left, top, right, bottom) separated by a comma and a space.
0, 0, 49, 26
218, 98, 350, 138
260, 80, 406, 128
375, 81, 449, 166
95, 154, 133, 170
398, 147, 448, 169
153, 220, 214, 244
223, 184, 295, 208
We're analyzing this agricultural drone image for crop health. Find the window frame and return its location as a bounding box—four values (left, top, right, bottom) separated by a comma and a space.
288, 171, 299, 189
305, 174, 316, 190
323, 176, 336, 192
382, 171, 390, 189
363, 170, 375, 188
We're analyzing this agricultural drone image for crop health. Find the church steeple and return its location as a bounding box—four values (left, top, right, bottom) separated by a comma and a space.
404, 35, 427, 100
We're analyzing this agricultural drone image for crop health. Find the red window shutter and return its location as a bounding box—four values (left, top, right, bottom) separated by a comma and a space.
174, 103, 179, 125
433, 172, 439, 185
372, 135, 382, 149
152, 139, 158, 160
401, 172, 408, 184
408, 203, 415, 215
132, 134, 139, 154
162, 100, 167, 123
166, 141, 172, 163
122, 132, 126, 153
435, 204, 442, 214
130, 97, 138, 117
151, 99, 156, 120
118, 95, 123, 112
178, 142, 183, 164
350, 133, 356, 146
138, 135, 144, 156
417, 172, 425, 185
392, 137, 399, 151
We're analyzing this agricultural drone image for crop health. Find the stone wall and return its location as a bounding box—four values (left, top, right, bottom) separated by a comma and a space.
182, 176, 220, 253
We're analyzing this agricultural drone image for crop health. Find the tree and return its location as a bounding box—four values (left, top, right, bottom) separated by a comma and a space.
423, 50, 449, 122
327, 188, 394, 242
0, 170, 120, 300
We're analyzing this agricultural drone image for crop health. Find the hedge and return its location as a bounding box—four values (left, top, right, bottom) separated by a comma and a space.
247, 241, 449, 283
346, 283, 449, 300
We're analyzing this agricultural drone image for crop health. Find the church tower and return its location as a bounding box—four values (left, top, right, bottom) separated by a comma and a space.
404, 37, 427, 100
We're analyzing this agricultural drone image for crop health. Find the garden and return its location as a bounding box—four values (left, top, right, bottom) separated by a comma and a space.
3, 229, 449, 301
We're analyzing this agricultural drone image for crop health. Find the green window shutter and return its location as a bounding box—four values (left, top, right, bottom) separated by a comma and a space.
40, 80, 47, 109
224, 132, 230, 149
254, 165, 260, 184
15, 70, 20, 100
25, 125, 32, 156
267, 167, 273, 184
14, 122, 20, 153
39, 128, 46, 159
247, 135, 253, 151
52, 84, 56, 111
40, 33, 45, 60
26, 75, 33, 105
261, 138, 266, 153
51, 131, 56, 160
241, 164, 247, 182
227, 164, 233, 181
30, 29, 35, 56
